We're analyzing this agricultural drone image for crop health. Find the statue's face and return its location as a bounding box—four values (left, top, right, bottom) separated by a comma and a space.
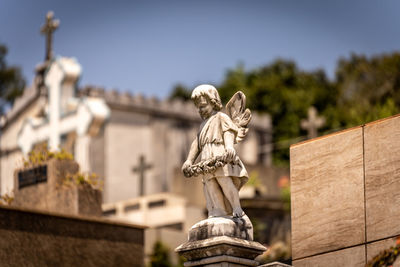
196, 95, 214, 119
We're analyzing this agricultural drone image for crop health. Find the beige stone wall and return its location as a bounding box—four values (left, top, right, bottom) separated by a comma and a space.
145, 227, 187, 266
104, 114, 153, 203
0, 96, 44, 195
172, 168, 205, 208
290, 114, 400, 266
0, 151, 23, 195
89, 128, 105, 184
103, 108, 200, 204
239, 130, 259, 165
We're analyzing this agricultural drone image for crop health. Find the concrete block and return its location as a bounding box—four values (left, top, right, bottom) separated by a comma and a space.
13, 159, 102, 217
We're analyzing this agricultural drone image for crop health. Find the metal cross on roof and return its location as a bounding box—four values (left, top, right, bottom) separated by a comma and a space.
301, 106, 325, 139
40, 11, 59, 61
132, 155, 153, 197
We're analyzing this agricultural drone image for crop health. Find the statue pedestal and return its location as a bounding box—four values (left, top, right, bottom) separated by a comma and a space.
176, 216, 266, 267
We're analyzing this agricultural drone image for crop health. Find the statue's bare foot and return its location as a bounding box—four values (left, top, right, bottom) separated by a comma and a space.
233, 207, 245, 218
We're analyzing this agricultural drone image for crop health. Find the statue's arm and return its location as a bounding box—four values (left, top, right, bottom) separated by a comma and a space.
183, 138, 199, 166
224, 130, 236, 162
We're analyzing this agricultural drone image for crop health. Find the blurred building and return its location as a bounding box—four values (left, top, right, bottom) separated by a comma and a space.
0, 12, 294, 264
0, 50, 275, 263
0, 58, 273, 200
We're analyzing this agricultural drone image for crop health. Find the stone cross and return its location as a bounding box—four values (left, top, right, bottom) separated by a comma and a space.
132, 155, 153, 196
301, 106, 325, 139
40, 11, 59, 61
18, 58, 110, 172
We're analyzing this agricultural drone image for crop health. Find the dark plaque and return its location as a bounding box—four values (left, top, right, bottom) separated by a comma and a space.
18, 165, 48, 189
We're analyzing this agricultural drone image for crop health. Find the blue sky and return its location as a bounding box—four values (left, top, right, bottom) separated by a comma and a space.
1, 0, 400, 98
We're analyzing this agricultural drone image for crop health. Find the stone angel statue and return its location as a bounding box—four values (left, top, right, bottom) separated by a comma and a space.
182, 84, 251, 218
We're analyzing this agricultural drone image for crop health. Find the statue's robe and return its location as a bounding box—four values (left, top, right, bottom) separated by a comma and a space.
197, 112, 248, 216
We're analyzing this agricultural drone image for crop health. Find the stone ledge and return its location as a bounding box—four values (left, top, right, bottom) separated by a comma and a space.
0, 205, 145, 266
0, 204, 146, 230
176, 235, 266, 261
184, 255, 259, 267
259, 262, 292, 267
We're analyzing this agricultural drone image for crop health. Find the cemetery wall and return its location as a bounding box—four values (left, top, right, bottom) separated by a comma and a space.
290, 114, 400, 266
0, 205, 145, 266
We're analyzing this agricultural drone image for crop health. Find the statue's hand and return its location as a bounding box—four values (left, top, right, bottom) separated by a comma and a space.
182, 160, 193, 177
233, 207, 245, 218
225, 147, 236, 163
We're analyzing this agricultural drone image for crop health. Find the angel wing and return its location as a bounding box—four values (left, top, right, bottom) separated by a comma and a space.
225, 91, 252, 143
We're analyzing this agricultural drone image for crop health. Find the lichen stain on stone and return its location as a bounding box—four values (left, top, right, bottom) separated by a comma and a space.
233, 216, 251, 240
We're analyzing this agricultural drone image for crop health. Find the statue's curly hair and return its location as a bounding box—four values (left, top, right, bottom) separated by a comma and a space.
191, 84, 222, 111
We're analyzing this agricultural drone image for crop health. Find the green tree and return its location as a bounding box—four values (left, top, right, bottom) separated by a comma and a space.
218, 60, 336, 165
150, 241, 172, 267
168, 53, 400, 166
169, 83, 191, 101
334, 53, 400, 127
0, 44, 25, 114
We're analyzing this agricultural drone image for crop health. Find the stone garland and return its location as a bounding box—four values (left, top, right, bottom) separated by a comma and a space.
183, 153, 240, 178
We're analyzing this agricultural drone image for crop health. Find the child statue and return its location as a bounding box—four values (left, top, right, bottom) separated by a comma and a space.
182, 84, 252, 218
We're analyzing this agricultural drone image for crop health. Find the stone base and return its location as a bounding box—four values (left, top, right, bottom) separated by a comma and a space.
259, 262, 292, 267
189, 215, 254, 241
184, 255, 259, 267
176, 217, 266, 267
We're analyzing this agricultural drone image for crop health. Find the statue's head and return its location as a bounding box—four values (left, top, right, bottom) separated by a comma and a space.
191, 84, 223, 112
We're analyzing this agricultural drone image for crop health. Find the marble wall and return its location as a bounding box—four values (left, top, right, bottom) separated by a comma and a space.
290, 114, 400, 266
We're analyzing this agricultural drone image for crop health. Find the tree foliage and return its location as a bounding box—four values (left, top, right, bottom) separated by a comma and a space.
218, 60, 336, 165
333, 53, 400, 127
169, 83, 191, 101
0, 44, 25, 114
150, 241, 172, 267
169, 53, 400, 165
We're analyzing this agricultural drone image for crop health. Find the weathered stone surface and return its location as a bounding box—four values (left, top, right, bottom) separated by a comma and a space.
290, 127, 365, 259
176, 206, 265, 266
188, 216, 253, 241
182, 86, 253, 219
13, 159, 102, 217
176, 235, 265, 261
364, 115, 400, 242
184, 255, 259, 267
259, 262, 292, 267
0, 205, 145, 267
292, 245, 365, 267
78, 183, 103, 216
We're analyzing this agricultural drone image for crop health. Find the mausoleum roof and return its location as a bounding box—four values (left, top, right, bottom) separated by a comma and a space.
1, 81, 271, 133
79, 85, 272, 131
